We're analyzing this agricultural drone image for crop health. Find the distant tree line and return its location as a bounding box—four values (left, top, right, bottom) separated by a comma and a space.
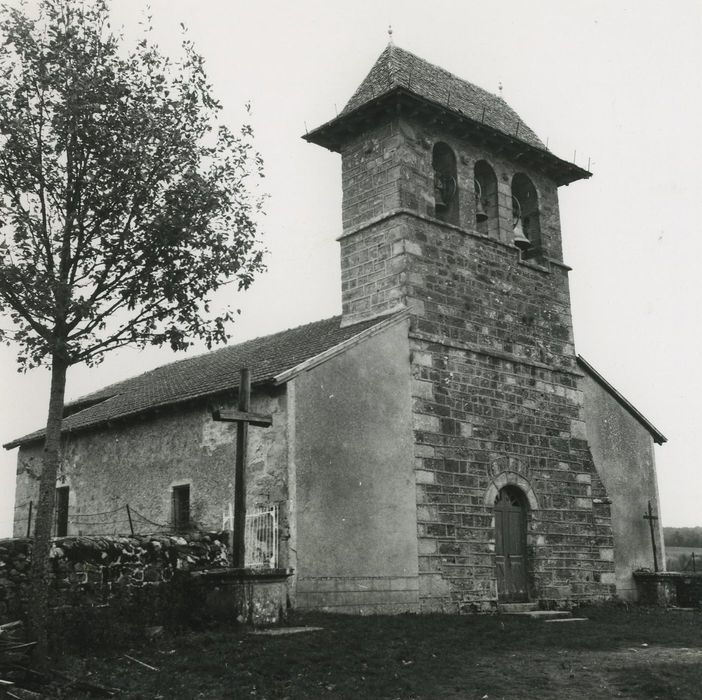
664, 527, 702, 548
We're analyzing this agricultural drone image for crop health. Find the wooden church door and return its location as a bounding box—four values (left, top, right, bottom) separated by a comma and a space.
494, 486, 528, 602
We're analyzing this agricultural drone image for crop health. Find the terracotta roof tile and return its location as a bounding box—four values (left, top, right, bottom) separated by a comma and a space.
341, 44, 545, 150
4, 315, 389, 448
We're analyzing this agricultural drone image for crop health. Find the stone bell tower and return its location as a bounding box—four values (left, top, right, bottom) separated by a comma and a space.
306, 44, 617, 611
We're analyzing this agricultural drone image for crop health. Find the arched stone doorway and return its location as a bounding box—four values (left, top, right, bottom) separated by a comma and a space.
494, 486, 529, 602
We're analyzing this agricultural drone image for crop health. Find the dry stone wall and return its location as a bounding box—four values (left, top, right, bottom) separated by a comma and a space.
0, 533, 229, 633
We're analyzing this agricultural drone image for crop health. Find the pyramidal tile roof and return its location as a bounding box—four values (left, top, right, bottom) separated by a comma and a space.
305, 44, 591, 185
341, 44, 545, 150
4, 314, 392, 448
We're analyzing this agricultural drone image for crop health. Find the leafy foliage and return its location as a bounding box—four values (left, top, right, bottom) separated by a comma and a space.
0, 0, 265, 369
0, 0, 266, 661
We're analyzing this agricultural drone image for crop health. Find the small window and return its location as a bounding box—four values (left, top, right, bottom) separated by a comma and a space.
55, 486, 69, 537
432, 142, 459, 225
172, 484, 190, 532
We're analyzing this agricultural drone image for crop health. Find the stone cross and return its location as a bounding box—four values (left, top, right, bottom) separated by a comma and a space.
643, 500, 659, 572
212, 368, 272, 568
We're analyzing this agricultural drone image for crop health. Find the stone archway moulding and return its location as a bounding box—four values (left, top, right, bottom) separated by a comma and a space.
483, 470, 540, 511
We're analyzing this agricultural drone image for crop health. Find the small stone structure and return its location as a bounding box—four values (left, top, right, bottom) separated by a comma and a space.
634, 571, 702, 607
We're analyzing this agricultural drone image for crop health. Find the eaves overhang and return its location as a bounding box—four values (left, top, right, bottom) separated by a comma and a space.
304, 87, 591, 187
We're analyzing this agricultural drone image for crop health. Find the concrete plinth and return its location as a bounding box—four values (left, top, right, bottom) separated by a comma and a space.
634, 571, 702, 607
190, 568, 292, 626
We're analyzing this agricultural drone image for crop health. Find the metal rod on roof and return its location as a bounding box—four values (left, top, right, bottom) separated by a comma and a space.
304, 121, 308, 134
546, 136, 549, 148
334, 103, 338, 116
587, 156, 591, 170
573, 149, 577, 163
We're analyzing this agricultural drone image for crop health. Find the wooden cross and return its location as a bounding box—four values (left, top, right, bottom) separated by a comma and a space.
643, 500, 659, 573
212, 368, 272, 568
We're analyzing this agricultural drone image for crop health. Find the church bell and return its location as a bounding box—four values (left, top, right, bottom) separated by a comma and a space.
512, 220, 531, 250
434, 171, 456, 209
511, 195, 530, 250
474, 180, 488, 222
434, 180, 446, 209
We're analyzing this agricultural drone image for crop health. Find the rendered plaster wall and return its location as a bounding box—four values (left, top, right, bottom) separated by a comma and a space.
12, 389, 288, 556
580, 373, 665, 599
293, 319, 419, 613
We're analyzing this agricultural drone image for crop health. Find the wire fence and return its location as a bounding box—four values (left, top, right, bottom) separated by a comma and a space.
6, 499, 282, 569
9, 500, 183, 537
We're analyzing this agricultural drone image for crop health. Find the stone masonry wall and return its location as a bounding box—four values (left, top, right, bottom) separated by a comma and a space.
406, 217, 614, 610
341, 120, 403, 232
0, 533, 228, 633
338, 114, 615, 611
339, 118, 565, 327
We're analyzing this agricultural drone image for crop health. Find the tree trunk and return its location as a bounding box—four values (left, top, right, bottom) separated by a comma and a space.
28, 353, 68, 664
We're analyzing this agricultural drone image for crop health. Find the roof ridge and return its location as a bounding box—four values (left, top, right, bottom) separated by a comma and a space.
386, 41, 399, 89
391, 45, 500, 101
334, 44, 547, 152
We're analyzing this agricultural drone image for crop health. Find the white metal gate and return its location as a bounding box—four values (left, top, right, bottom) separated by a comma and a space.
223, 503, 279, 569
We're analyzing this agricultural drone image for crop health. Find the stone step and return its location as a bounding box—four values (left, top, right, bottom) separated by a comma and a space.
507, 609, 573, 620
544, 617, 589, 623
497, 602, 539, 613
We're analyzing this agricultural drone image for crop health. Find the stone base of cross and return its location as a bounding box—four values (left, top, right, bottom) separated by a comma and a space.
212, 368, 272, 568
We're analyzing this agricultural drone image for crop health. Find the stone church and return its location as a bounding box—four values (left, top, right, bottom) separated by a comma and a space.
7, 44, 667, 612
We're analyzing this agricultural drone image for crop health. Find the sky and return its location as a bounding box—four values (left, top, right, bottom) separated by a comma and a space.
0, 0, 700, 535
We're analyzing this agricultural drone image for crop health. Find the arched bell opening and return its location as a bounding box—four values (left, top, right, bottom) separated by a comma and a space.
474, 160, 499, 237
494, 485, 530, 602
511, 173, 542, 260
432, 142, 459, 225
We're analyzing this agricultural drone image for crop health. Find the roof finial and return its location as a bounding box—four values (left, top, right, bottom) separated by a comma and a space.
388, 24, 394, 45
498, 81, 503, 98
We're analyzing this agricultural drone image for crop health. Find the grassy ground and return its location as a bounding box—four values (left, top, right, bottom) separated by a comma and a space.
666, 547, 702, 572
54, 605, 702, 699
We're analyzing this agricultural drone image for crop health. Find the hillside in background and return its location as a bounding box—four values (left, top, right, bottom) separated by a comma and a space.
664, 527, 702, 572
664, 527, 702, 548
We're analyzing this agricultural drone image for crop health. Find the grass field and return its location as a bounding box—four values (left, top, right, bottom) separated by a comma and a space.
666, 547, 702, 572
46, 605, 702, 699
